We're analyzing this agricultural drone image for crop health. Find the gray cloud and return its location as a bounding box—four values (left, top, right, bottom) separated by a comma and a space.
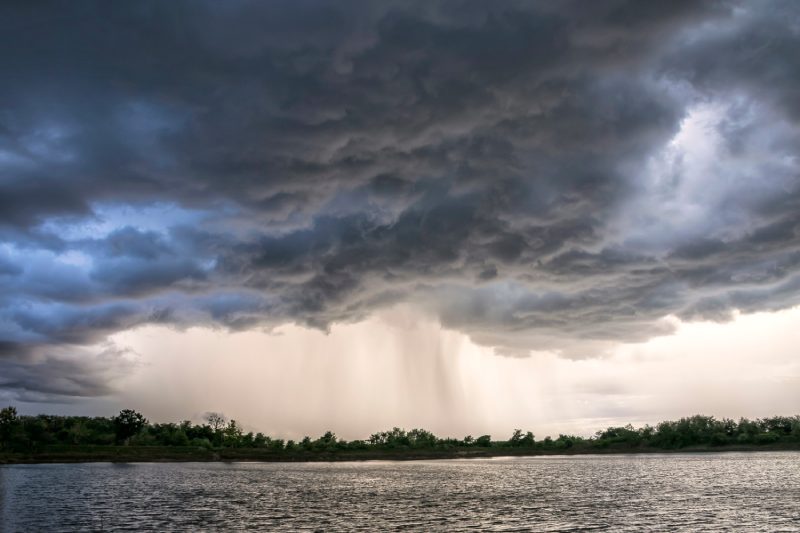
0, 343, 136, 401
1, 0, 799, 398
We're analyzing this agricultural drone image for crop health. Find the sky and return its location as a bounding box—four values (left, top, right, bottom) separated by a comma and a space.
0, 0, 798, 439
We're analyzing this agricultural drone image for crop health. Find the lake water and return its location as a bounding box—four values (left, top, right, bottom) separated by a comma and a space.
1, 452, 799, 531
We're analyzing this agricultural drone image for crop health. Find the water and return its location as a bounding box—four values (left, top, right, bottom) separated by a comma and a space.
1, 452, 798, 531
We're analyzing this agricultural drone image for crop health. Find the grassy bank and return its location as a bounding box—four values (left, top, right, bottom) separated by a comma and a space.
3, 442, 799, 465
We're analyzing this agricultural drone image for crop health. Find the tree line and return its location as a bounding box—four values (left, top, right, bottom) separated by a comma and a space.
1, 407, 799, 455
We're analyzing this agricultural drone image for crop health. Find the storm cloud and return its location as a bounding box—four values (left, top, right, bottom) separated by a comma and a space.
1, 0, 799, 397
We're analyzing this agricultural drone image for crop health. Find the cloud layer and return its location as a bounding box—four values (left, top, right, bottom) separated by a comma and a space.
1, 0, 799, 398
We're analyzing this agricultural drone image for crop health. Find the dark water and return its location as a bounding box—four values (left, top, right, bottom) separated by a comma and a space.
1, 452, 799, 531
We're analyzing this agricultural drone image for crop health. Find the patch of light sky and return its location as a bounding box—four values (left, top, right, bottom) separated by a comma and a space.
37, 202, 209, 240
611, 97, 800, 254
0, 242, 92, 271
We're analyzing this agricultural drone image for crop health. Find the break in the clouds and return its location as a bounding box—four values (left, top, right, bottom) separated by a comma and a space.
1, 1, 799, 399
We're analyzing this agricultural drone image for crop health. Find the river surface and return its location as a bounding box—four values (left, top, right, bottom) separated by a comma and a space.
1, 452, 799, 531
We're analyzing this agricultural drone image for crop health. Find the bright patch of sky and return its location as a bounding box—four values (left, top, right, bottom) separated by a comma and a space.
38, 202, 209, 240
16, 304, 793, 439
612, 98, 800, 254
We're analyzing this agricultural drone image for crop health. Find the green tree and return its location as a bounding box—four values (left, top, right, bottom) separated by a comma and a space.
205, 412, 227, 446
475, 434, 492, 447
521, 431, 535, 447
791, 418, 800, 442
509, 429, 523, 447
112, 409, 147, 445
0, 406, 19, 450
555, 434, 574, 449
315, 431, 337, 450
223, 419, 243, 447
369, 432, 387, 446
408, 429, 437, 448
508, 429, 535, 447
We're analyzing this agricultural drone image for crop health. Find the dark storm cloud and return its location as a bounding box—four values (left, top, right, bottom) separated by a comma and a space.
0, 344, 135, 400
1, 0, 799, 398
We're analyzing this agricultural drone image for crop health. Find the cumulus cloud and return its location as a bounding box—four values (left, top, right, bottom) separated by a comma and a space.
0, 0, 799, 398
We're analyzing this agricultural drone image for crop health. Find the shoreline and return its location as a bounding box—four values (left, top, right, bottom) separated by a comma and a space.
3, 443, 798, 465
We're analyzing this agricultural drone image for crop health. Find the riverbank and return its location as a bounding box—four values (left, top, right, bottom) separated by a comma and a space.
3, 442, 799, 465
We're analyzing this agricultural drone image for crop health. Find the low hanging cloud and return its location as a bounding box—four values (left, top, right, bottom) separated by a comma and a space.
0, 0, 799, 398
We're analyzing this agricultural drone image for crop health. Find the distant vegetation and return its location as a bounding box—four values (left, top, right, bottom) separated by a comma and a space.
1, 406, 799, 463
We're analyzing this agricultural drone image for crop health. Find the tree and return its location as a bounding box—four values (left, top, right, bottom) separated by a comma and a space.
0, 406, 19, 449
792, 419, 800, 442
408, 428, 437, 448
555, 434, 574, 449
112, 409, 147, 445
205, 412, 227, 446
223, 419, 243, 447
205, 412, 227, 432
475, 435, 492, 447
316, 431, 337, 449
521, 431, 535, 447
369, 432, 386, 446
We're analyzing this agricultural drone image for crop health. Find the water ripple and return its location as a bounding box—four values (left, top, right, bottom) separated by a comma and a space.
1, 452, 799, 531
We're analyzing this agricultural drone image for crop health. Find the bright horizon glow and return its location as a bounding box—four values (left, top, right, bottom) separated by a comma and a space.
15, 305, 796, 441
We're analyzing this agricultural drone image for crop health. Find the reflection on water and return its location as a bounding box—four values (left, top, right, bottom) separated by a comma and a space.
2, 452, 799, 531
